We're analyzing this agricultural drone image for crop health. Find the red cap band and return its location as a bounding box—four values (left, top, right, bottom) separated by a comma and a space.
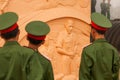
91, 21, 107, 31
28, 34, 46, 40
0, 23, 18, 34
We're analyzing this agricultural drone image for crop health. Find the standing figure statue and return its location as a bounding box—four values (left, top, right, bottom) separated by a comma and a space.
101, 0, 111, 19
56, 19, 77, 80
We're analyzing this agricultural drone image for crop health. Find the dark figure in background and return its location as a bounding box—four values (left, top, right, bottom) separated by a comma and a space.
101, 0, 106, 16
90, 0, 97, 42
91, 0, 96, 13
105, 19, 120, 80
101, 0, 111, 19
79, 13, 119, 80
105, 19, 120, 53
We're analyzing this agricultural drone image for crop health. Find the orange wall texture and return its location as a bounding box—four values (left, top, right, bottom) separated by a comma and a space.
0, 0, 91, 80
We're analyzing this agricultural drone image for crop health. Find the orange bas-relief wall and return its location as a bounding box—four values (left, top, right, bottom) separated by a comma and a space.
0, 0, 91, 80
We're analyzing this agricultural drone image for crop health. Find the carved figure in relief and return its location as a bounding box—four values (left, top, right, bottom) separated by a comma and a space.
56, 19, 78, 80
35, 0, 77, 10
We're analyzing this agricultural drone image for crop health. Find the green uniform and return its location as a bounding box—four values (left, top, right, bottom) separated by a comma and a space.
25, 20, 54, 80
0, 12, 44, 80
79, 39, 119, 80
0, 41, 44, 80
0, 41, 34, 80
31, 51, 54, 80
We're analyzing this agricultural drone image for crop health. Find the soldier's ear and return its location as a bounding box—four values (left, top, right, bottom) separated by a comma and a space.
41, 40, 45, 44
17, 30, 20, 35
91, 28, 96, 34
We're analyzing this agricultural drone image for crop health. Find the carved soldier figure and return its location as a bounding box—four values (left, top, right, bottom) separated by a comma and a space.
56, 19, 77, 80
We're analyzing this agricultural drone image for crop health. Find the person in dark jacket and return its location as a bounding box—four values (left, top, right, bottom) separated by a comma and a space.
79, 12, 119, 80
105, 19, 120, 80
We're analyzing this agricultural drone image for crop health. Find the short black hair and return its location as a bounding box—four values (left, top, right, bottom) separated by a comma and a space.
27, 36, 43, 45
91, 26, 106, 34
95, 29, 106, 34
1, 27, 19, 40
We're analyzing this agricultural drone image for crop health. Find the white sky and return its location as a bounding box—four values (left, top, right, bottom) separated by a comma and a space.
95, 0, 120, 19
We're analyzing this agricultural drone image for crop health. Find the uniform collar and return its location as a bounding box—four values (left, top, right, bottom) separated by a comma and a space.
3, 41, 20, 47
93, 38, 107, 43
34, 49, 39, 52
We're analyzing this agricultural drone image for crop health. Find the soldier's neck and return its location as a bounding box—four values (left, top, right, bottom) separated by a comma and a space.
28, 43, 39, 51
5, 37, 18, 42
95, 35, 105, 40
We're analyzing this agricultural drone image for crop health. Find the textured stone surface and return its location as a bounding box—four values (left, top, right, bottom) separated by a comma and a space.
0, 0, 91, 80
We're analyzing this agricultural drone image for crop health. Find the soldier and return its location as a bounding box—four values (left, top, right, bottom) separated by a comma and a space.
25, 21, 54, 80
79, 12, 119, 80
0, 12, 43, 80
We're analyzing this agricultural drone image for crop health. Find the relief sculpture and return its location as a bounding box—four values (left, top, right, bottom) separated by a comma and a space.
0, 0, 91, 80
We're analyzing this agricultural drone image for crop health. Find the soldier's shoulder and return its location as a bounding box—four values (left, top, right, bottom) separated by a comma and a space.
39, 53, 51, 62
0, 47, 2, 50
22, 46, 34, 52
82, 43, 92, 48
83, 43, 95, 51
23, 46, 33, 49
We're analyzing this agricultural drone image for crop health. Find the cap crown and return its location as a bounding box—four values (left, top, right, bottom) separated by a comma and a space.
0, 12, 18, 30
25, 21, 50, 36
91, 12, 112, 28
